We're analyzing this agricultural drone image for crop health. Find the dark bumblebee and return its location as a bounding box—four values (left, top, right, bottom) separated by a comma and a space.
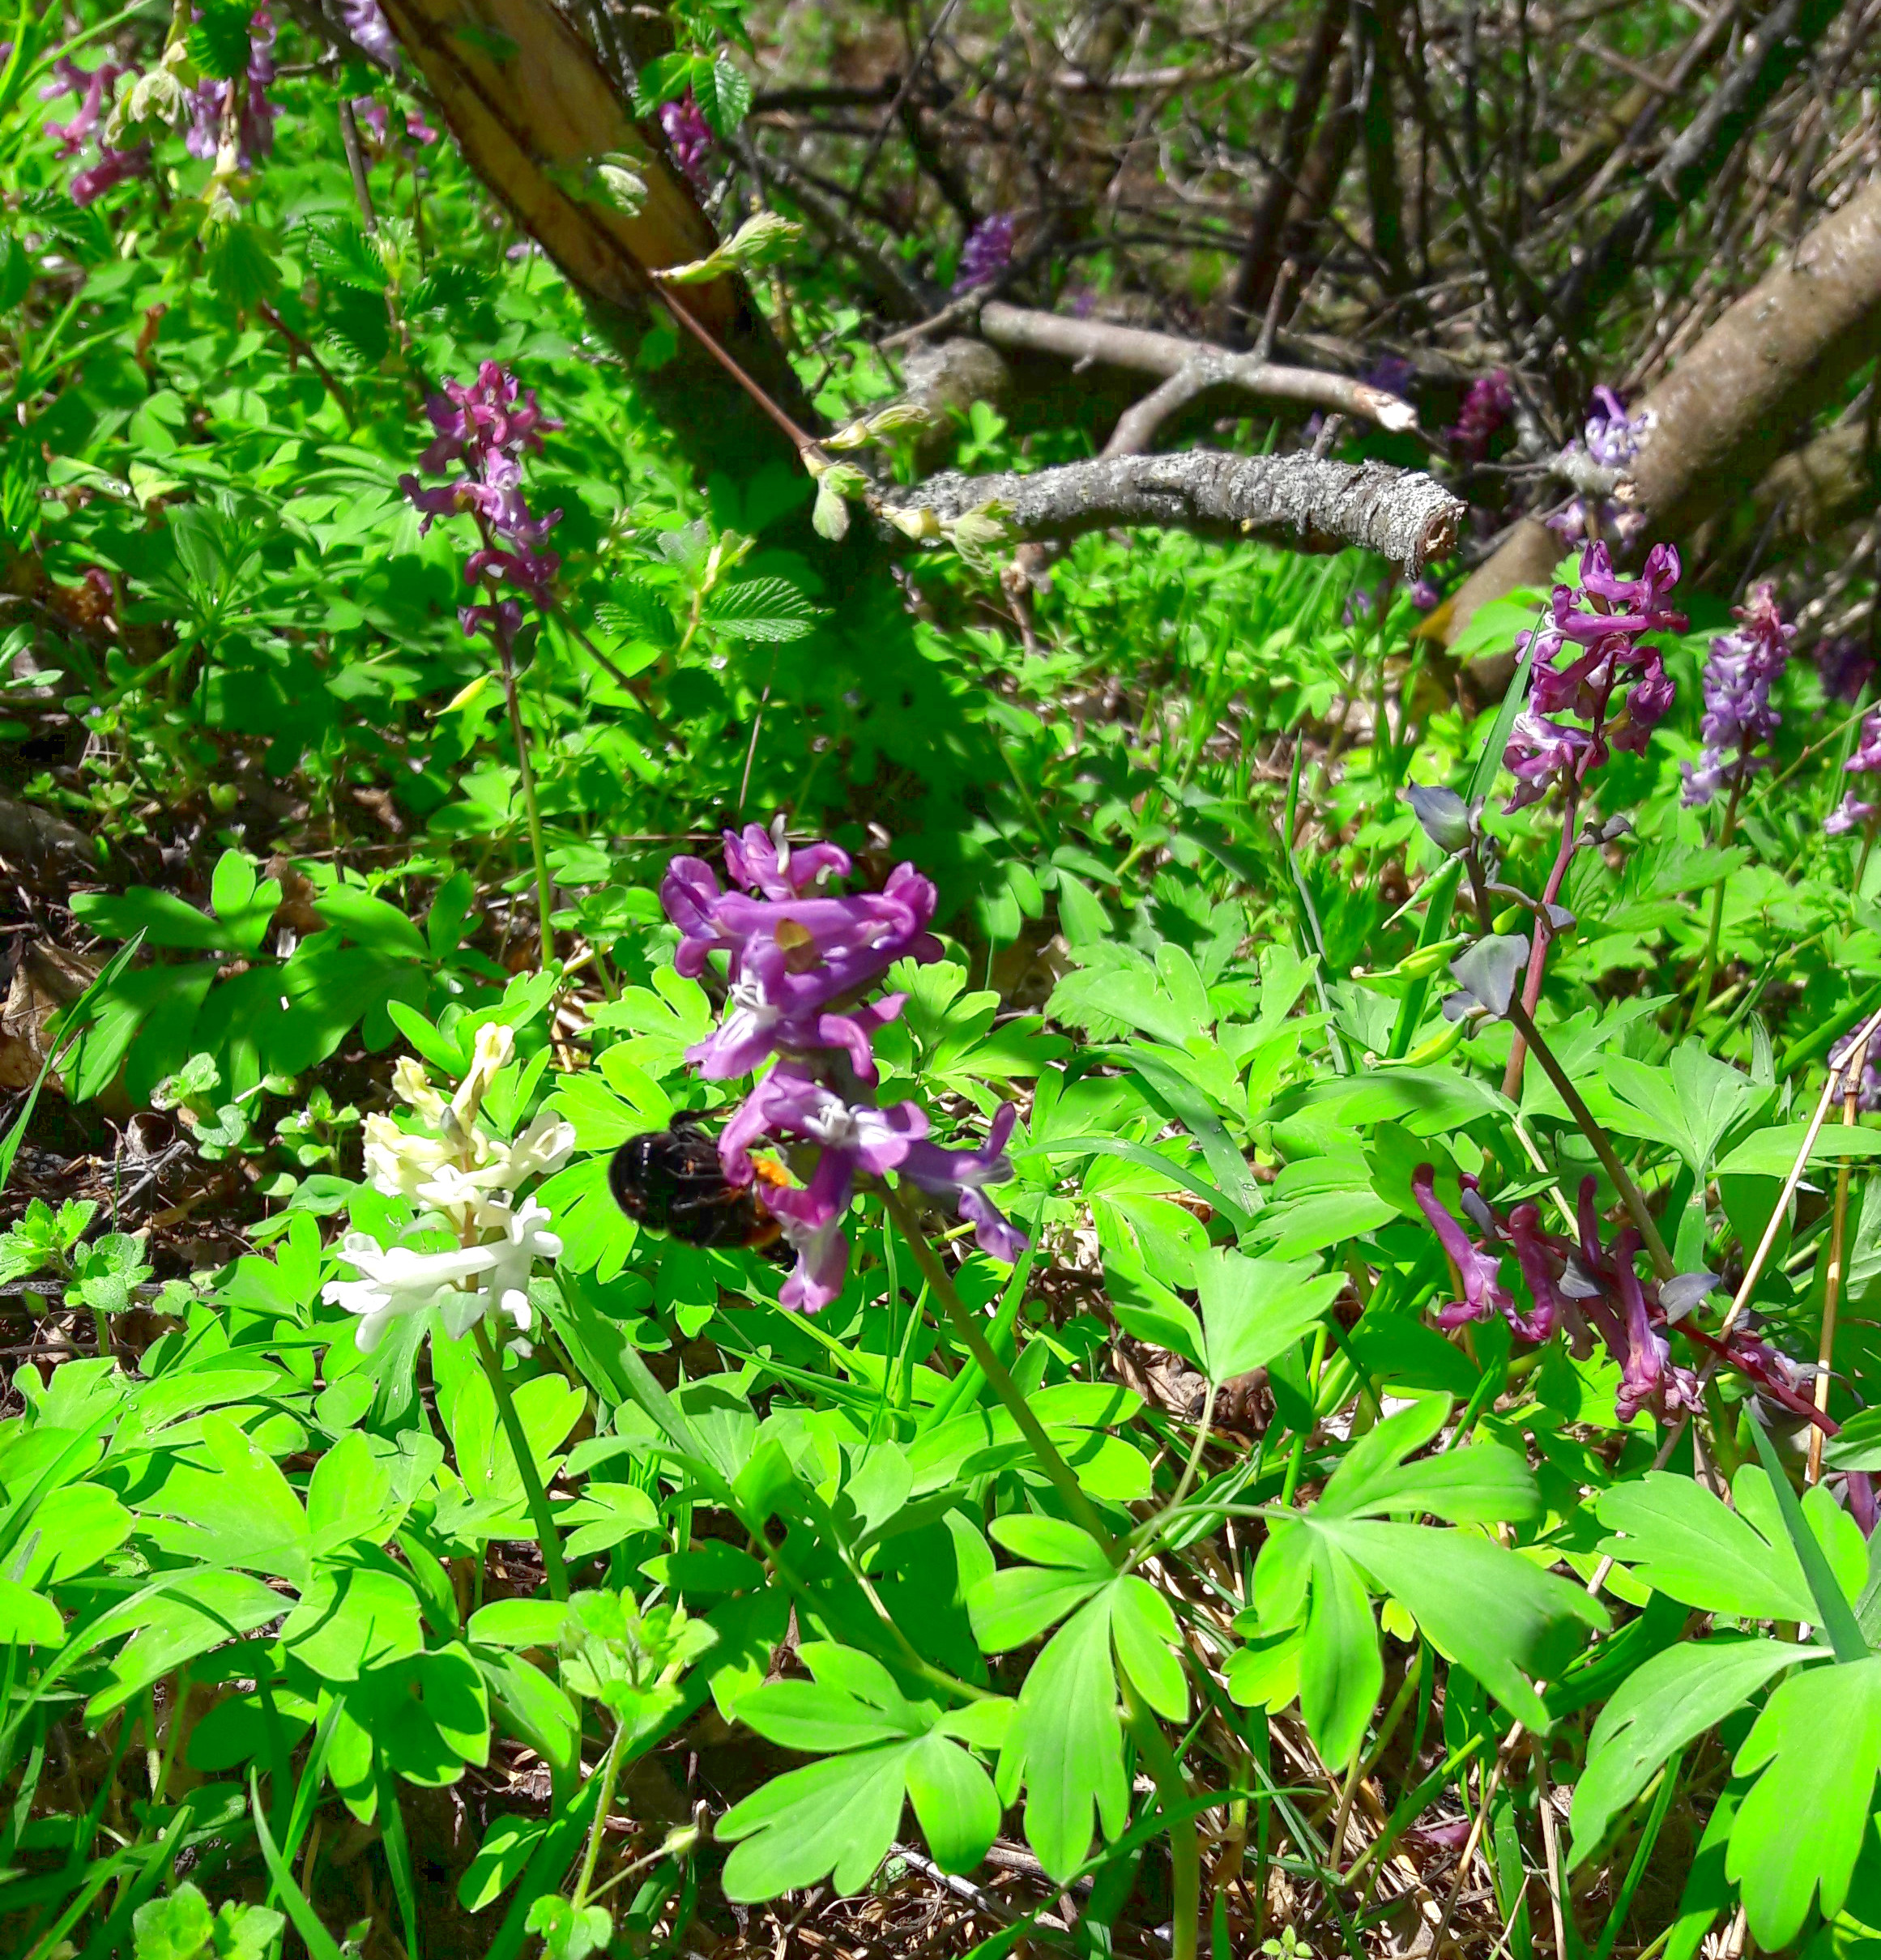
608, 1113, 781, 1251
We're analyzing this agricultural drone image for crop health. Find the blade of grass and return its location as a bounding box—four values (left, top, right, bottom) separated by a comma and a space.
1746, 1412, 1867, 1663
250, 1772, 346, 1960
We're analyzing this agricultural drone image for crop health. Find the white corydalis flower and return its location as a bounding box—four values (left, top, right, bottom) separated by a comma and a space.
322, 1232, 502, 1353
334, 1025, 568, 1353
450, 1020, 515, 1130
362, 1110, 476, 1201
390, 1055, 446, 1123
436, 1197, 561, 1344
322, 1200, 562, 1353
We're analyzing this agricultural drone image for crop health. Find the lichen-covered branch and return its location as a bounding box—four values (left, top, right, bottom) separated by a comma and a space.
881, 450, 1464, 570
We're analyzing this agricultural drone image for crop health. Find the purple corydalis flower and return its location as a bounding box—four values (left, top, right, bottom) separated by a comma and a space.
1816, 636, 1875, 705
1682, 580, 1794, 808
339, 0, 399, 66
953, 213, 1016, 295
186, 6, 277, 166
1581, 385, 1653, 471
659, 91, 712, 190
1412, 1165, 1515, 1330
1827, 792, 1879, 838
1548, 386, 1656, 547
1362, 355, 1417, 403
44, 55, 124, 155
1414, 1165, 1717, 1423
719, 1062, 926, 1186
1849, 709, 1881, 777
665, 853, 940, 1080
43, 55, 147, 204
901, 1103, 1028, 1263
1448, 369, 1512, 462
1831, 1029, 1881, 1114
663, 825, 1026, 1310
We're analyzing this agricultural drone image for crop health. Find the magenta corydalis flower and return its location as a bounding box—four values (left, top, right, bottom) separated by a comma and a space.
659, 91, 712, 190
1448, 369, 1512, 462
416, 362, 560, 475
1412, 1165, 1518, 1332
1504, 539, 1683, 812
401, 363, 562, 639
70, 142, 147, 203
44, 54, 124, 155
1414, 1163, 1716, 1423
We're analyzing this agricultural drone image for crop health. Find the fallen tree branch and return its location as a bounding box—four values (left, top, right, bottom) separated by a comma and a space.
974, 301, 1420, 431
1440, 168, 1881, 649
881, 450, 1462, 569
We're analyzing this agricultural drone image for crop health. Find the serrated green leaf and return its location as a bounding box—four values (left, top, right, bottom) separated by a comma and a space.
304, 215, 390, 292
700, 575, 821, 641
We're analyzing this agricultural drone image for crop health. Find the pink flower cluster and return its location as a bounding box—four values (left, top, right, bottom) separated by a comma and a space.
663, 822, 1027, 1311
659, 92, 712, 190
1414, 1166, 1819, 1429
42, 55, 147, 205
1503, 540, 1684, 812
399, 363, 562, 648
1447, 369, 1512, 462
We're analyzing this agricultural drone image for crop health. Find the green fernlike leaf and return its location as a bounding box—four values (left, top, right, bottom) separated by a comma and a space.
1569, 1635, 1804, 1862
1243, 1404, 1600, 1764
1596, 1465, 1867, 1630
1194, 1247, 1340, 1386
965, 1521, 1187, 1881
719, 1644, 1004, 1898
1726, 1655, 1881, 1948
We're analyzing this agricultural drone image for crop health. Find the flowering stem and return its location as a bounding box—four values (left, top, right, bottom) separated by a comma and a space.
1500, 784, 1580, 1100
497, 624, 556, 971
472, 1319, 569, 1601
1504, 998, 1674, 1279
1685, 769, 1745, 1035
883, 1185, 1120, 1562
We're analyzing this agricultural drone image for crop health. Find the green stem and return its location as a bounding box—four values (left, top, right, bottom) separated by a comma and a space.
1504, 997, 1674, 1278
1120, 1678, 1201, 1960
570, 1715, 630, 1911
499, 630, 556, 972
884, 1185, 1120, 1560
473, 1319, 569, 1600
1684, 771, 1744, 1034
